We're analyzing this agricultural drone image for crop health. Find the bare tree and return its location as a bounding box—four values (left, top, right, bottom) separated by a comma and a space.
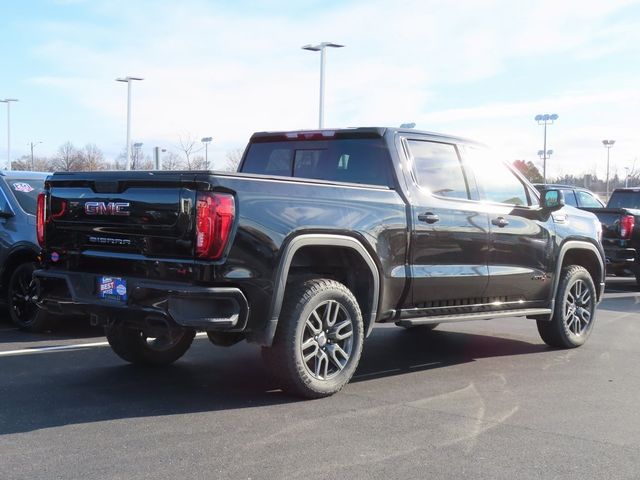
161, 151, 184, 171
51, 142, 80, 172
78, 143, 106, 171
188, 155, 208, 171
224, 148, 244, 172
176, 134, 203, 170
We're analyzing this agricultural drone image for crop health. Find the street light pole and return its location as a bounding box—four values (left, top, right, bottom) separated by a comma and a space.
534, 113, 558, 183
302, 42, 344, 128
1, 99, 18, 171
624, 167, 630, 188
29, 141, 42, 170
201, 137, 212, 169
602, 139, 615, 198
116, 77, 144, 170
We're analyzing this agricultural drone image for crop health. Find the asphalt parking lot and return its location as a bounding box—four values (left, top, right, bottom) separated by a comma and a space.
1, 279, 639, 480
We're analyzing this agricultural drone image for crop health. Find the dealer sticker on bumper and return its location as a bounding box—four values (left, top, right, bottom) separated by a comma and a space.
98, 276, 127, 302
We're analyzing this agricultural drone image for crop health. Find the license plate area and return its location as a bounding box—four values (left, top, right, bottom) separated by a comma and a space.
97, 276, 127, 302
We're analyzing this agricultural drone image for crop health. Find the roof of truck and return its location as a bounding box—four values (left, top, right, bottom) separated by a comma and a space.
250, 127, 485, 147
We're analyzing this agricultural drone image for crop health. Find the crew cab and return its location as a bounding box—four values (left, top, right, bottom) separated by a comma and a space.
34, 128, 605, 398
584, 188, 640, 286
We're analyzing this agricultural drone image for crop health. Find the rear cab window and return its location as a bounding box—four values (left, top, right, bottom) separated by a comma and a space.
241, 138, 393, 187
607, 191, 640, 209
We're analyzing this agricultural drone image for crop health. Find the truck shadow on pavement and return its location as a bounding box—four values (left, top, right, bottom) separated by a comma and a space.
0, 327, 547, 435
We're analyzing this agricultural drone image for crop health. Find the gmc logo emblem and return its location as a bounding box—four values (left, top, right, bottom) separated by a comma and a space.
84, 201, 131, 216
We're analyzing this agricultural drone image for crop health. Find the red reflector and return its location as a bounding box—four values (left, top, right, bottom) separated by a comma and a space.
195, 192, 235, 260
285, 130, 336, 140
620, 214, 635, 240
36, 192, 46, 247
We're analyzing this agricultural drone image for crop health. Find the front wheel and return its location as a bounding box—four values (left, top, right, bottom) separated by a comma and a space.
262, 279, 364, 399
8, 262, 55, 332
537, 265, 596, 348
105, 323, 195, 365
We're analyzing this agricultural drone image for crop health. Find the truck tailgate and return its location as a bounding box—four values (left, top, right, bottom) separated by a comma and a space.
45, 172, 199, 267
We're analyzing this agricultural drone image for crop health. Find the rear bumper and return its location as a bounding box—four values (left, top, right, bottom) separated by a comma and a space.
604, 246, 637, 275
33, 269, 249, 331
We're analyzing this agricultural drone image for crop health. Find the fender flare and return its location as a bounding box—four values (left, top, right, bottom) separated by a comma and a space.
0, 243, 40, 289
258, 234, 381, 347
550, 240, 605, 314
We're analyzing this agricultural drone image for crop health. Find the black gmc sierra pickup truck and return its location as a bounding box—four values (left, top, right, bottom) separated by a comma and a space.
34, 127, 605, 398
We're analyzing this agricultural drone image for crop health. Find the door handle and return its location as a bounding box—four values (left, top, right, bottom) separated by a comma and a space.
491, 216, 509, 228
418, 212, 440, 224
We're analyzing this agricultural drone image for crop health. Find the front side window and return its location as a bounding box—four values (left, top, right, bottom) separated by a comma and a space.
562, 189, 578, 207
464, 147, 530, 206
407, 140, 469, 199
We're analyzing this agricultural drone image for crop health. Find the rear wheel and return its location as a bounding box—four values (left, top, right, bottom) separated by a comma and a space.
537, 265, 596, 348
262, 279, 364, 399
105, 323, 195, 365
7, 262, 55, 332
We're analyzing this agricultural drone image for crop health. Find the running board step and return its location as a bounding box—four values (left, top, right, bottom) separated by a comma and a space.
396, 308, 552, 327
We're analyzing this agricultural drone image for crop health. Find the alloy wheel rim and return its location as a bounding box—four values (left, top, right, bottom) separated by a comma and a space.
11, 271, 37, 325
563, 279, 592, 336
301, 299, 354, 380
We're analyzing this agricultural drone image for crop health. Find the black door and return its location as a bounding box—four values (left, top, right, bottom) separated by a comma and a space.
404, 139, 490, 312
463, 146, 555, 306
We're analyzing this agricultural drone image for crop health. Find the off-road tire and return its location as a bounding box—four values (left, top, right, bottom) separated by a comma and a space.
537, 265, 596, 348
105, 323, 195, 365
7, 262, 55, 332
262, 279, 364, 399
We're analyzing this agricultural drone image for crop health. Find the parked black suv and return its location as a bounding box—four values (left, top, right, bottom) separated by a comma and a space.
0, 171, 56, 331
34, 128, 605, 397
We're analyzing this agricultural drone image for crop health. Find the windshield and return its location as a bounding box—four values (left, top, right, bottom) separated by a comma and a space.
5, 178, 44, 215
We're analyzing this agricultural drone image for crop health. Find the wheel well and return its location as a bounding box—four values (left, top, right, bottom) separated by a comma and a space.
1, 250, 38, 295
286, 245, 377, 331
561, 248, 602, 298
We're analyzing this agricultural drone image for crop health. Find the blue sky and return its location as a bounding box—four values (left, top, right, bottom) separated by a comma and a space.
1, 0, 640, 176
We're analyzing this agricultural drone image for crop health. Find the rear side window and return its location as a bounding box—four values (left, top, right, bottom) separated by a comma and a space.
562, 189, 578, 207
4, 178, 43, 215
241, 139, 392, 187
407, 140, 469, 199
577, 190, 604, 208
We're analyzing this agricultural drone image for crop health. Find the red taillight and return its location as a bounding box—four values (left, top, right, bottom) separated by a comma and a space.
620, 214, 635, 240
195, 192, 235, 260
36, 192, 46, 247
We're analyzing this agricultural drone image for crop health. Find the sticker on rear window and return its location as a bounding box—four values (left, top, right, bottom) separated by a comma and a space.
12, 182, 34, 193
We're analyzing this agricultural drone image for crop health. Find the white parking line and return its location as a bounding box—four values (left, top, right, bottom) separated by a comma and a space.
0, 341, 110, 357
0, 332, 210, 357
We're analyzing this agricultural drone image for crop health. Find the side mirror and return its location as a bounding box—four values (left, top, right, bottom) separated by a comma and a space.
540, 189, 565, 211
